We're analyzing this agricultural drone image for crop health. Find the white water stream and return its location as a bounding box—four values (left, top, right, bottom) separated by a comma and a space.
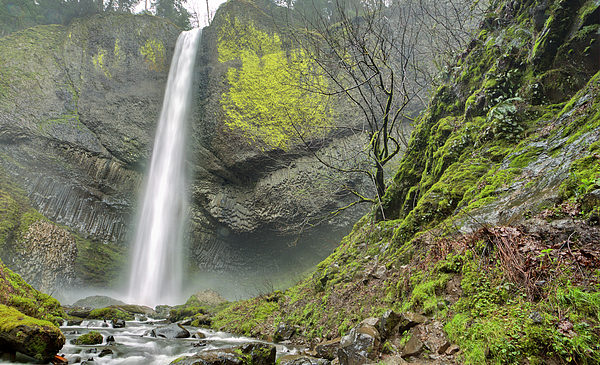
128, 29, 201, 307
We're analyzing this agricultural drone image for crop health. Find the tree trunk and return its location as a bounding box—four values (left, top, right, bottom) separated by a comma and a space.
374, 163, 385, 221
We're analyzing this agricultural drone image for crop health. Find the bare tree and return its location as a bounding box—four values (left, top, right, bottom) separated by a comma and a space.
279, 0, 428, 220
272, 0, 488, 221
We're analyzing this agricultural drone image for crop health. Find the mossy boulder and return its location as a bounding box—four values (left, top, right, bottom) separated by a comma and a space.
73, 330, 103, 345
88, 306, 134, 321
0, 304, 65, 362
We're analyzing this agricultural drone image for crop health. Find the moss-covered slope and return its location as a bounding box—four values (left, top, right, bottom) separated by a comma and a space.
209, 0, 600, 364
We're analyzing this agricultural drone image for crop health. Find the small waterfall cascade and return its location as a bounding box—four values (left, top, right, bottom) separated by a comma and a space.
128, 28, 201, 307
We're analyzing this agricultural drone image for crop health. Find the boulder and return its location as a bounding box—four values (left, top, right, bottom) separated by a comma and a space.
278, 354, 331, 365
274, 323, 297, 342
73, 331, 103, 345
397, 312, 427, 334
400, 329, 423, 358
154, 323, 190, 339
99, 348, 113, 357
67, 319, 83, 326
582, 189, 600, 212
169, 343, 275, 365
112, 319, 126, 328
65, 307, 92, 319
315, 338, 341, 360
155, 305, 173, 319
73, 296, 126, 309
191, 314, 212, 327
378, 310, 402, 339
338, 324, 380, 365
0, 305, 65, 363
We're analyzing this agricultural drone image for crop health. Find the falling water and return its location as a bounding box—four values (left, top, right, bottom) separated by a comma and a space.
128, 29, 201, 307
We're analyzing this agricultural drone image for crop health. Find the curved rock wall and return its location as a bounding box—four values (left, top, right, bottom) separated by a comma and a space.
0, 13, 180, 246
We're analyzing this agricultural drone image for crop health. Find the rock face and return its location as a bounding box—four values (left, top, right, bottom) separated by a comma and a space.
11, 221, 77, 294
0, 3, 370, 292
0, 13, 179, 288
0, 305, 65, 362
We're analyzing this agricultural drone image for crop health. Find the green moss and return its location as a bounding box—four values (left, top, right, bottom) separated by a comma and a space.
88, 307, 134, 321
73, 330, 103, 345
0, 304, 64, 361
0, 262, 65, 324
74, 235, 126, 286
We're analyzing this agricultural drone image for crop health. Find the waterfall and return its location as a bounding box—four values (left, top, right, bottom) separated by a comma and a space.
128, 29, 201, 307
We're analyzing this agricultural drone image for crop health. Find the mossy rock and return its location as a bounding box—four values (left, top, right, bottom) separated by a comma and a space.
0, 261, 65, 325
73, 330, 103, 345
0, 304, 65, 362
88, 307, 134, 321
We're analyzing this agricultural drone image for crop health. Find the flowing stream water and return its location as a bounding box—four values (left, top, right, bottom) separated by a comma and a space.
128, 28, 201, 307
2, 320, 298, 365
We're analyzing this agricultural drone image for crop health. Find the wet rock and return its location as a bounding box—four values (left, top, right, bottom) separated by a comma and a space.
0, 306, 65, 364
169, 343, 275, 365
274, 323, 297, 342
73, 331, 103, 345
106, 335, 115, 344
338, 324, 380, 365
67, 319, 83, 326
112, 319, 126, 328
193, 340, 207, 347
12, 221, 78, 294
137, 315, 148, 322
191, 314, 212, 327
194, 331, 207, 339
154, 305, 173, 319
278, 354, 331, 365
155, 323, 190, 339
315, 338, 341, 360
99, 348, 113, 357
64, 307, 91, 319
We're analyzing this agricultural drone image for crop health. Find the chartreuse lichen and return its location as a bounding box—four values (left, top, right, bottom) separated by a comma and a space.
218, 16, 332, 150
139, 38, 166, 72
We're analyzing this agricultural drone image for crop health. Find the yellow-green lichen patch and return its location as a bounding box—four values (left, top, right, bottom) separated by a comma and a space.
218, 17, 333, 151
139, 38, 166, 72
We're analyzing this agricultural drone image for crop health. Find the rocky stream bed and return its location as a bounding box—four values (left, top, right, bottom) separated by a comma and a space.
0, 318, 303, 365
